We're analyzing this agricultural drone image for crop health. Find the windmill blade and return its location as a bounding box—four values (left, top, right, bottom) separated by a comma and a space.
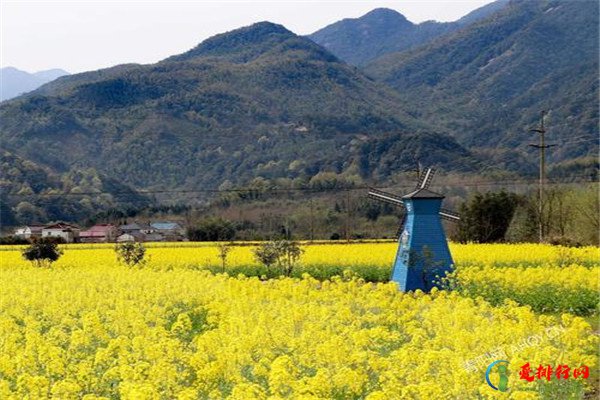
417, 168, 436, 189
395, 213, 407, 239
439, 208, 461, 221
367, 188, 405, 207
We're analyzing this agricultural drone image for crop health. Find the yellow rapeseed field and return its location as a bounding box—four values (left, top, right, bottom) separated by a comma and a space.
0, 242, 598, 270
0, 242, 598, 399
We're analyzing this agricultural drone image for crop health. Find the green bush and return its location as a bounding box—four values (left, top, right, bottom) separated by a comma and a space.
253, 240, 304, 277
115, 242, 146, 267
22, 240, 63, 267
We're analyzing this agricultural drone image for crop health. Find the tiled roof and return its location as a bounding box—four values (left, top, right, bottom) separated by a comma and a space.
43, 223, 80, 230
118, 232, 146, 239
86, 224, 116, 233
120, 222, 153, 230
151, 222, 181, 230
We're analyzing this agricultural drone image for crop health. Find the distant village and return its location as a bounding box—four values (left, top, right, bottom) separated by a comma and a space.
14, 221, 186, 243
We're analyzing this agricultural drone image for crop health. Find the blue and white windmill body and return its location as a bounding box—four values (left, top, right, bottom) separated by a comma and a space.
368, 168, 460, 292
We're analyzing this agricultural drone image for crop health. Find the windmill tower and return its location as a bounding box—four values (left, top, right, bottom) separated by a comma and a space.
368, 168, 460, 292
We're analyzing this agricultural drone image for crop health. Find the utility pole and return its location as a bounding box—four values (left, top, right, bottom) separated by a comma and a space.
529, 111, 556, 242
309, 198, 314, 242
345, 189, 351, 243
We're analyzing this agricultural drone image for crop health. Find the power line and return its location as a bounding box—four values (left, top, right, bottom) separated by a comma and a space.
2, 175, 596, 199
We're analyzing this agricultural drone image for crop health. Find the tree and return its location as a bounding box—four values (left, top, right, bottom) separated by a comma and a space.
217, 243, 232, 272
22, 240, 63, 267
456, 191, 520, 243
252, 241, 279, 269
574, 185, 599, 245
15, 201, 44, 224
505, 184, 598, 245
115, 242, 146, 267
253, 240, 304, 277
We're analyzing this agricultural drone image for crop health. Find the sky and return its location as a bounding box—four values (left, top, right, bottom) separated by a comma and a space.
1, 0, 495, 74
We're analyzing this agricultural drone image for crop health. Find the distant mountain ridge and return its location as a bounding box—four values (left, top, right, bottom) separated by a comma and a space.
0, 67, 69, 102
364, 0, 599, 165
0, 21, 480, 227
308, 1, 509, 66
167, 22, 338, 64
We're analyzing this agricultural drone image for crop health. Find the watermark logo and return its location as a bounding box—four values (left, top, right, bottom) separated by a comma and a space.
463, 325, 566, 373
519, 363, 589, 382
485, 361, 590, 393
486, 360, 509, 392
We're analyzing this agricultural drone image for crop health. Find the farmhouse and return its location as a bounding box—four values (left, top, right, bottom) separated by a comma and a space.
14, 225, 44, 240
41, 223, 80, 243
80, 224, 119, 243
150, 221, 185, 241
116, 232, 146, 243
119, 222, 156, 235
117, 232, 167, 243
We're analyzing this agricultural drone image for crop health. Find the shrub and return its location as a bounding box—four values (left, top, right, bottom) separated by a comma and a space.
0, 236, 31, 245
253, 240, 304, 277
115, 242, 146, 267
22, 240, 63, 267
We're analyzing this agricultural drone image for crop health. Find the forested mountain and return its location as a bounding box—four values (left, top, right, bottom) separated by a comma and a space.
308, 1, 508, 66
365, 0, 599, 166
0, 22, 479, 226
1, 1, 597, 228
0, 67, 69, 102
0, 150, 148, 225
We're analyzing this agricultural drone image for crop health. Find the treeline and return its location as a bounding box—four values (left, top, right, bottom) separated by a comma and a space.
455, 185, 598, 245
183, 184, 598, 245
6, 183, 596, 246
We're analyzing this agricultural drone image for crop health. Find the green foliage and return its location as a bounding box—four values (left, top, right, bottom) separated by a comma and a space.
443, 272, 598, 316
505, 184, 599, 245
187, 218, 236, 241
217, 243, 232, 273
456, 190, 520, 243
0, 150, 149, 226
115, 242, 146, 267
21, 240, 63, 267
0, 235, 30, 245
252, 240, 305, 276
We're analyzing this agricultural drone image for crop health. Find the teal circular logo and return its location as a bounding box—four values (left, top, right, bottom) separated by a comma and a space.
486, 360, 509, 392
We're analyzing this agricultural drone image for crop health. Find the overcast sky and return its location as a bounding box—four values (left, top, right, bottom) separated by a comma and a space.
1, 0, 494, 74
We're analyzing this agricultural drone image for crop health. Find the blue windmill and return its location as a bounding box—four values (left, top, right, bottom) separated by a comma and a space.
368, 168, 460, 292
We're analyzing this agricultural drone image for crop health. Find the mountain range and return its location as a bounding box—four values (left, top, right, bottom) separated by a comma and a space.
0, 0, 597, 227
0, 67, 69, 102
308, 0, 509, 66
364, 0, 598, 167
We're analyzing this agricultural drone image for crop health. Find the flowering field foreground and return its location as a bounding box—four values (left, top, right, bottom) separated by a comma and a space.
0, 266, 597, 399
1, 242, 598, 316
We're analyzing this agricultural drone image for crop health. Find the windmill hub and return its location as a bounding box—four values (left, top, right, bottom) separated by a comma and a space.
367, 168, 460, 292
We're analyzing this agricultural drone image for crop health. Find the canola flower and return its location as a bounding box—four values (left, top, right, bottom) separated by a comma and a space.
447, 264, 599, 315
1, 242, 598, 315
0, 264, 597, 399
0, 242, 598, 270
